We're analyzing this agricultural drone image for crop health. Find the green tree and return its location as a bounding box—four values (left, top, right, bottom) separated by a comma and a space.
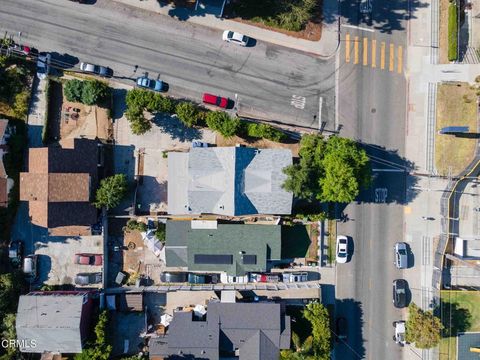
406, 303, 443, 349
12, 90, 30, 119
175, 102, 200, 127
1, 313, 16, 357
126, 219, 147, 232
64, 79, 84, 102
155, 223, 166, 243
205, 111, 241, 138
81, 80, 109, 105
247, 122, 286, 142
282, 135, 371, 203
74, 311, 112, 360
125, 108, 151, 135
94, 174, 128, 210
302, 302, 331, 359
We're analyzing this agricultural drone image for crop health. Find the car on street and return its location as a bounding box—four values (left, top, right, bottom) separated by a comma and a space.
136, 76, 167, 92
74, 253, 103, 266
188, 273, 219, 284
160, 272, 188, 283
282, 272, 308, 283
202, 93, 229, 108
335, 317, 348, 342
8, 240, 23, 268
80, 62, 113, 78
392, 279, 408, 308
249, 273, 281, 283
75, 272, 102, 285
336, 235, 349, 263
222, 30, 250, 46
394, 242, 408, 269
23, 255, 38, 282
192, 140, 210, 148
393, 321, 406, 346
37, 53, 51, 79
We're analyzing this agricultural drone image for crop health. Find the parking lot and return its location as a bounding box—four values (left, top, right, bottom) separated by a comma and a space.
34, 234, 103, 286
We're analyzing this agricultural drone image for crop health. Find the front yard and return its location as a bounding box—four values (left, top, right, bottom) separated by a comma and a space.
435, 82, 478, 176
439, 290, 480, 360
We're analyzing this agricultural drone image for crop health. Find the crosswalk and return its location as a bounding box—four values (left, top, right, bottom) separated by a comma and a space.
344, 33, 403, 74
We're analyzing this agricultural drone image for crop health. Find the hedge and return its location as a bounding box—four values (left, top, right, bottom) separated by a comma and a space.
448, 3, 458, 62
247, 122, 286, 142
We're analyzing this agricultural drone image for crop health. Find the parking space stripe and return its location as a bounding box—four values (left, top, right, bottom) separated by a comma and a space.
363, 37, 368, 65
389, 43, 394, 72
371, 39, 377, 68
397, 45, 403, 73
346, 33, 351, 63
380, 42, 385, 69
354, 36, 359, 64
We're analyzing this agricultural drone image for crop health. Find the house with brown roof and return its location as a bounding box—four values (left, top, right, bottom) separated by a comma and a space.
20, 138, 104, 236
0, 119, 13, 207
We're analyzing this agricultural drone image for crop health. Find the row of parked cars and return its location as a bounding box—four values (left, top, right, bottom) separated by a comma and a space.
393, 241, 410, 346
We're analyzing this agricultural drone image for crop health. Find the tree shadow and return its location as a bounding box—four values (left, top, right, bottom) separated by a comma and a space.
112, 88, 127, 121
281, 225, 312, 258
152, 113, 202, 141
337, 0, 429, 34
334, 298, 365, 358
440, 300, 472, 338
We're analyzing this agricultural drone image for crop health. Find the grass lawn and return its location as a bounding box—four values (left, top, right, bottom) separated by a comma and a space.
435, 83, 478, 176
326, 220, 336, 264
439, 290, 480, 360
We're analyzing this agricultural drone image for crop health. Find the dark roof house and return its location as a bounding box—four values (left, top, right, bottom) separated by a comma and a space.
149, 302, 291, 360
167, 147, 293, 216
0, 119, 12, 207
16, 291, 94, 354
19, 138, 104, 236
165, 221, 281, 276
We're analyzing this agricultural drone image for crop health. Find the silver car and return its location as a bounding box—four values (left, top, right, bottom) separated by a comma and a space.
80, 62, 113, 78
394, 242, 408, 269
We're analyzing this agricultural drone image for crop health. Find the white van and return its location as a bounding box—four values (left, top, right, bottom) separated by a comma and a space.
23, 255, 38, 282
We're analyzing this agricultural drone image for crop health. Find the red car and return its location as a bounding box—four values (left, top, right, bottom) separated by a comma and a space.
202, 93, 228, 108
74, 253, 103, 266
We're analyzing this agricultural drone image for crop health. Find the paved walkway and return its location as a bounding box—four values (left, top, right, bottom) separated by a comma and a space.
27, 76, 47, 147
112, 0, 339, 57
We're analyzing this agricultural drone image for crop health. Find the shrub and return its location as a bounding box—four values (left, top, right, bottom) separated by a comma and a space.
12, 90, 29, 120
175, 102, 200, 127
81, 80, 109, 105
64, 79, 83, 102
94, 174, 128, 210
247, 123, 286, 142
125, 108, 151, 135
205, 111, 240, 138
155, 223, 166, 243
126, 219, 147, 232
448, 3, 458, 61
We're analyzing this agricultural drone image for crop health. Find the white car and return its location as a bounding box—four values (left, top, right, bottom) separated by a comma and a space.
36, 53, 51, 79
393, 321, 406, 346
336, 235, 349, 263
222, 30, 249, 46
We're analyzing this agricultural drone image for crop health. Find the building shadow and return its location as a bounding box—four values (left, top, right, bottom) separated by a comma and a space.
334, 298, 365, 359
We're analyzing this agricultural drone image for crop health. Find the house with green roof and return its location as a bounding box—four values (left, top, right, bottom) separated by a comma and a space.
165, 220, 282, 281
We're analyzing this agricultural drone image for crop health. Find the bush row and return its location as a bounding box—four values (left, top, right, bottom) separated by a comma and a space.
124, 88, 287, 142
448, 3, 458, 62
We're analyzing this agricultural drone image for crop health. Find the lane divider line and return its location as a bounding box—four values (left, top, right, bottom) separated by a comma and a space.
354, 36, 359, 64
389, 43, 394, 72
346, 33, 351, 63
371, 39, 377, 68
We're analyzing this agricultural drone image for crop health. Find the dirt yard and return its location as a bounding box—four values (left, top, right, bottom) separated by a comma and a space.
439, 0, 450, 63
216, 135, 300, 157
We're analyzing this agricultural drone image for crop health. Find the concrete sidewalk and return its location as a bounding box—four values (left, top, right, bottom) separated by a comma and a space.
112, 0, 339, 57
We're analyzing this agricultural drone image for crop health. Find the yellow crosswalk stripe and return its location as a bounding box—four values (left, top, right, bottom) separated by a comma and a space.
380, 42, 385, 69
389, 43, 394, 72
354, 36, 359, 64
397, 45, 403, 73
363, 37, 368, 66
371, 39, 377, 68
346, 33, 351, 63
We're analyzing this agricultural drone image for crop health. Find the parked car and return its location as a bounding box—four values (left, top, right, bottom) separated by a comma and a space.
188, 273, 219, 284
8, 241, 23, 260
11, 44, 37, 57
336, 235, 349, 263
335, 317, 348, 342
222, 30, 250, 46
80, 62, 113, 78
160, 272, 188, 283
393, 321, 406, 346
202, 93, 228, 108
75, 272, 102, 285
249, 273, 281, 283
23, 255, 38, 282
394, 242, 408, 269
392, 279, 408, 308
74, 253, 103, 266
37, 53, 51, 79
136, 76, 167, 92
192, 140, 209, 148
282, 272, 308, 283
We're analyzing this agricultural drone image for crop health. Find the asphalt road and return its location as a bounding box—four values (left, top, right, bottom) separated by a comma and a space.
335, 0, 409, 359
0, 0, 335, 129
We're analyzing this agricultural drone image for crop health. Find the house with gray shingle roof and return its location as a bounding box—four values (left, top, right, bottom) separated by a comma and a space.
167, 147, 293, 216
165, 221, 281, 278
149, 301, 291, 360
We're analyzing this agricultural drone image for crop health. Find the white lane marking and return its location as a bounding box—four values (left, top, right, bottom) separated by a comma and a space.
291, 95, 306, 109
341, 24, 375, 33
318, 96, 323, 129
